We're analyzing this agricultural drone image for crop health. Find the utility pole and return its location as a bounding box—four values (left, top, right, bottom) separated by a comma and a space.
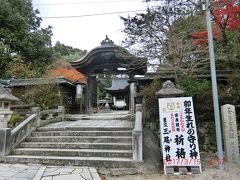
203, 0, 224, 171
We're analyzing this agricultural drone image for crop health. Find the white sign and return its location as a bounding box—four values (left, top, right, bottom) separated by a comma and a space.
159, 97, 201, 174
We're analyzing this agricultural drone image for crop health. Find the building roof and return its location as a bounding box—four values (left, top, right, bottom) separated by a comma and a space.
49, 68, 86, 84
0, 87, 20, 101
71, 36, 147, 75
0, 80, 10, 86
2, 77, 75, 88
105, 78, 129, 95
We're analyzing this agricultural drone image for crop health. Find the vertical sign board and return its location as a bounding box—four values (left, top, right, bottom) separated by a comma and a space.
221, 104, 240, 163
159, 97, 201, 174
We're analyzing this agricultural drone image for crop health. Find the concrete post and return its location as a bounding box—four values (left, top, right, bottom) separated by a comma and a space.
31, 107, 41, 127
58, 106, 65, 121
205, 0, 224, 171
0, 128, 11, 158
132, 104, 143, 161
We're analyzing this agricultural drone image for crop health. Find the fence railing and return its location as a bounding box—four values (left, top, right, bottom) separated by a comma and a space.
132, 104, 143, 161
39, 106, 65, 127
11, 114, 37, 149
10, 106, 65, 151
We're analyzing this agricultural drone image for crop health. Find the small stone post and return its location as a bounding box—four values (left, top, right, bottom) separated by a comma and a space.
31, 107, 41, 127
130, 81, 137, 117
58, 106, 65, 121
221, 104, 240, 163
132, 104, 143, 161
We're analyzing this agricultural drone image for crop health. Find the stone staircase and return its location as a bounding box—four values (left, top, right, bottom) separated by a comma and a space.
4, 113, 136, 168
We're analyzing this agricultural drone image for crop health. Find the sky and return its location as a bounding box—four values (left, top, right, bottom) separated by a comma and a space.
32, 0, 152, 51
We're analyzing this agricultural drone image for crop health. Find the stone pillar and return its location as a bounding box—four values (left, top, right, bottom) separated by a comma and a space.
31, 107, 40, 127
0, 128, 11, 157
86, 75, 97, 114
130, 82, 137, 116
58, 106, 65, 121
132, 104, 143, 161
221, 104, 240, 163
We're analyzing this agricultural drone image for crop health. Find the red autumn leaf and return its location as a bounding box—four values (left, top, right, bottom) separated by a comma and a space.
191, 0, 240, 47
48, 60, 87, 83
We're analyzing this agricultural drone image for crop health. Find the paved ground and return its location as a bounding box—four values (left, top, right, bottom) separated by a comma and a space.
46, 111, 133, 129
0, 163, 101, 180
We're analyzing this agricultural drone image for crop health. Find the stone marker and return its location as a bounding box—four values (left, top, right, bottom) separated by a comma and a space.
221, 104, 240, 163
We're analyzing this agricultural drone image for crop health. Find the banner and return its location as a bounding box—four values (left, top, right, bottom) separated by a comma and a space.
159, 97, 201, 174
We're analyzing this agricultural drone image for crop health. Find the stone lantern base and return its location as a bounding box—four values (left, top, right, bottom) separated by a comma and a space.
0, 110, 13, 128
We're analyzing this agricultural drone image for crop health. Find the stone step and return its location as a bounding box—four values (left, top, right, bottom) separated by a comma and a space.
12, 148, 132, 158
3, 155, 136, 168
31, 130, 132, 137
25, 136, 132, 143
66, 113, 131, 121
18, 142, 132, 150
37, 127, 133, 132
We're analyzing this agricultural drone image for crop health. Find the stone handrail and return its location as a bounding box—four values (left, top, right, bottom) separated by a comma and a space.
10, 106, 65, 150
39, 106, 65, 127
11, 114, 37, 149
132, 104, 143, 161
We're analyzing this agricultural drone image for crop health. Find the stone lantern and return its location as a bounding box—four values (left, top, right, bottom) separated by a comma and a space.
0, 86, 20, 128
156, 80, 184, 98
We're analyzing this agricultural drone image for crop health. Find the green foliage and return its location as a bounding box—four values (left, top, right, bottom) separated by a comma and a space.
53, 41, 87, 62
22, 83, 60, 110
97, 75, 112, 100
8, 113, 24, 127
178, 76, 214, 123
140, 75, 162, 122
0, 0, 53, 78
178, 76, 210, 98
5, 55, 42, 78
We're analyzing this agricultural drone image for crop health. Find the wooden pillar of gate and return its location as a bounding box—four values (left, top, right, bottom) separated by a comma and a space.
86, 74, 97, 114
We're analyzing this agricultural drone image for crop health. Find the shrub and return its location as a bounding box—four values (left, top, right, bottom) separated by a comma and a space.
8, 113, 24, 128
21, 83, 60, 110
139, 75, 162, 124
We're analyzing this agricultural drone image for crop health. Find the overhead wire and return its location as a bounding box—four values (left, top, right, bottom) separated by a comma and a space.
41, 9, 146, 19
33, 0, 142, 6
32, 0, 150, 19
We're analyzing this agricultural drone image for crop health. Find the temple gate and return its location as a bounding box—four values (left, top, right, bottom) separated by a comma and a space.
70, 36, 147, 114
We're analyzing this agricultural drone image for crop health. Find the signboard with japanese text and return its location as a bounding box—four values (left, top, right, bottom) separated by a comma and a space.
221, 104, 240, 163
159, 97, 201, 174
